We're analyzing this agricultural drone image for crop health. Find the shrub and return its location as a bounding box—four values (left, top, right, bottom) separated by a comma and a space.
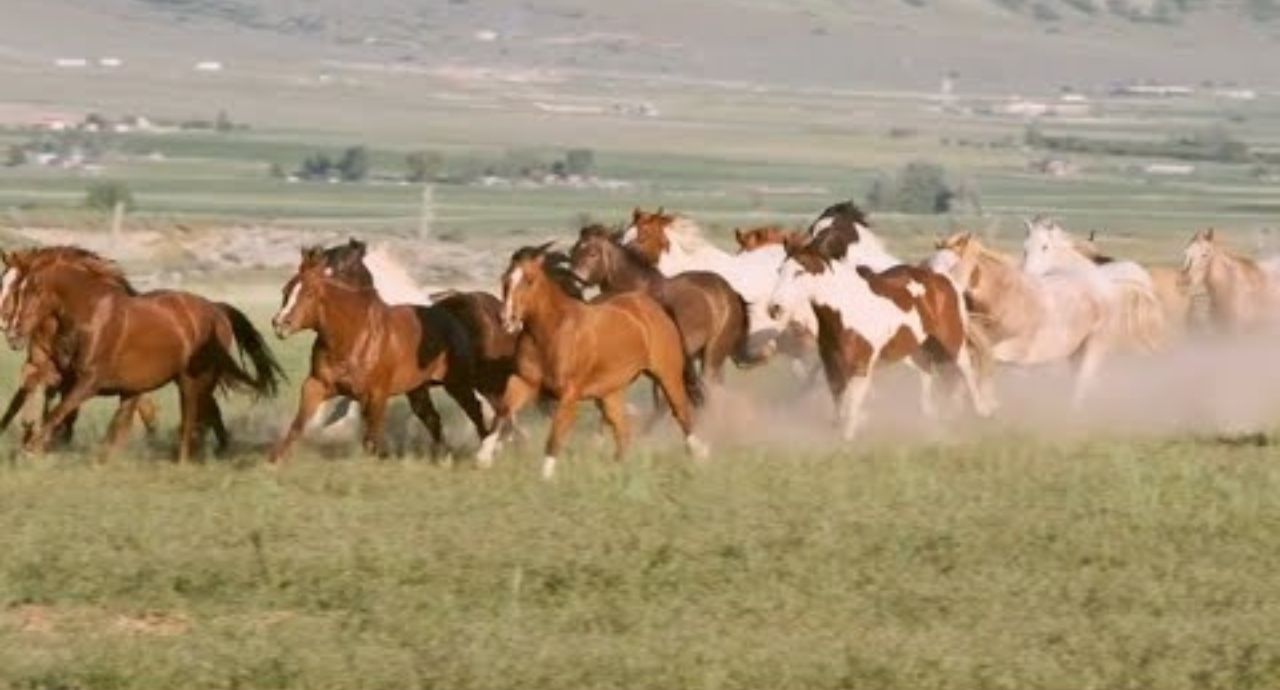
866, 160, 958, 215
405, 150, 444, 182
84, 180, 135, 212
565, 148, 596, 177
336, 146, 369, 182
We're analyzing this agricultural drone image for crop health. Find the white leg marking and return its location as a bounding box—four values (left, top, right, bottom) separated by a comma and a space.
541, 455, 557, 480
475, 430, 501, 467
685, 434, 710, 461
839, 375, 874, 442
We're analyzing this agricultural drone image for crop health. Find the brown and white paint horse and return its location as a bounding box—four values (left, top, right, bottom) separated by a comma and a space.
1182, 228, 1280, 333
760, 240, 991, 441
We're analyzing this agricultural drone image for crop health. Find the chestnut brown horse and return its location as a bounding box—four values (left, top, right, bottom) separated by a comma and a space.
733, 226, 805, 253
3, 247, 282, 461
270, 246, 492, 463
1, 249, 159, 445
501, 243, 708, 479
568, 224, 748, 385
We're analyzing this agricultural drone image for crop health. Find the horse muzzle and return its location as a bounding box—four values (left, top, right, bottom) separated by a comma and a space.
502, 316, 523, 335
5, 328, 29, 351
271, 319, 296, 340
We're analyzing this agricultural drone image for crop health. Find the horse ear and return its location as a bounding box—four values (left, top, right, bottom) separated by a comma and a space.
734, 228, 746, 246
0, 250, 10, 268
783, 233, 807, 255
347, 237, 367, 257
300, 246, 323, 266
1206, 228, 1216, 242
1088, 230, 1096, 242
535, 240, 556, 257
632, 207, 643, 221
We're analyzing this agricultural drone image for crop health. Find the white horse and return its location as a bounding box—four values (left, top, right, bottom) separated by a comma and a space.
930, 227, 1111, 407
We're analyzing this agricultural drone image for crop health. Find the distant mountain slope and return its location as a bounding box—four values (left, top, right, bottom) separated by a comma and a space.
3, 0, 1278, 90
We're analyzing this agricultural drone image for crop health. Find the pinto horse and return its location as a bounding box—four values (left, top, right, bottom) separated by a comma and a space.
762, 240, 990, 440
0, 248, 160, 445
569, 224, 747, 384
500, 244, 708, 479
270, 246, 493, 463
3, 247, 282, 461
1181, 228, 1280, 333
805, 201, 902, 270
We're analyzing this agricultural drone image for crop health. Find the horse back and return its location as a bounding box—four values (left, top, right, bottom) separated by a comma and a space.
859, 264, 966, 353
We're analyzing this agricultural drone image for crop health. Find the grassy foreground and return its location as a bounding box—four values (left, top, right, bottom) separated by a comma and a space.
2, 436, 1280, 689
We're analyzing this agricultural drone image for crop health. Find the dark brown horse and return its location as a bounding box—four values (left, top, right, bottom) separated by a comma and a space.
500, 243, 708, 479
3, 247, 282, 461
1, 249, 160, 447
568, 225, 747, 385
269, 246, 491, 463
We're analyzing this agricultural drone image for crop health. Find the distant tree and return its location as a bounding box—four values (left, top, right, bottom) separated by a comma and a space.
300, 152, 333, 180
565, 148, 596, 177
4, 145, 24, 167
215, 110, 234, 133
550, 160, 569, 178
865, 160, 957, 215
405, 150, 445, 182
84, 180, 135, 212
268, 162, 287, 179
336, 146, 369, 181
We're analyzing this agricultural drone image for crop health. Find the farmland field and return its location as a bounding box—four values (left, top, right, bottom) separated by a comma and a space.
5, 1, 1280, 686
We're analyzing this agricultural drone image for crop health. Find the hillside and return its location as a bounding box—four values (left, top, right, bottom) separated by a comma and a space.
1, 0, 1278, 91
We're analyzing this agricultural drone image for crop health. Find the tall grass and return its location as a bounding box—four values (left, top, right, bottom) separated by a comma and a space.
2, 435, 1280, 689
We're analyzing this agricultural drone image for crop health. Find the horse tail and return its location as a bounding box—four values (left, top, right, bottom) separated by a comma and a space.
217, 303, 286, 398
728, 291, 754, 366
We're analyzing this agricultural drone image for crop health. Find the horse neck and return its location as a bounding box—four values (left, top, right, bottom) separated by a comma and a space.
519, 278, 577, 343
603, 245, 660, 293
314, 283, 388, 355
41, 267, 126, 327
849, 231, 900, 270
971, 250, 1037, 314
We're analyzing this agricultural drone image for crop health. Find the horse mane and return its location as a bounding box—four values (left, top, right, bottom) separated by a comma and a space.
822, 201, 872, 228
33, 246, 136, 294
662, 215, 720, 255
513, 245, 585, 300
321, 243, 375, 289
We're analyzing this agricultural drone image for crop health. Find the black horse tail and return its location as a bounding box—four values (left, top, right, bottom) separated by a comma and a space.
217, 304, 286, 398
682, 351, 705, 409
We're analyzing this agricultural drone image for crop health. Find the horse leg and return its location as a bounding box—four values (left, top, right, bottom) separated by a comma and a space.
176, 378, 202, 464
595, 390, 631, 461
953, 342, 996, 418
405, 387, 446, 459
444, 379, 490, 450
26, 376, 98, 454
137, 395, 161, 440
837, 358, 877, 443
902, 355, 939, 422
201, 393, 230, 457
98, 394, 141, 464
477, 375, 535, 466
1070, 337, 1108, 409
649, 359, 710, 461
359, 393, 391, 459
270, 376, 333, 464
542, 392, 581, 480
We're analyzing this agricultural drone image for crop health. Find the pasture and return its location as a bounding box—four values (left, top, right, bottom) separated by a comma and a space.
3, 54, 1280, 689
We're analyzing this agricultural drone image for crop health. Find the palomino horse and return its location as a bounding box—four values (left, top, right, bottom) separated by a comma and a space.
0, 249, 159, 445
760, 239, 990, 440
568, 224, 747, 384
270, 246, 492, 463
500, 243, 708, 479
1182, 228, 1280, 332
4, 247, 282, 461
929, 228, 1127, 406
1024, 219, 1167, 354
1075, 231, 1192, 338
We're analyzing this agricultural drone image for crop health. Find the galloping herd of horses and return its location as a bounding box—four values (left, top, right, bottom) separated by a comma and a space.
0, 201, 1276, 477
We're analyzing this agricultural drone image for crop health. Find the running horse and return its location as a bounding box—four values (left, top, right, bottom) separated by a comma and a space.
760, 237, 991, 440
1181, 228, 1280, 333
3, 247, 282, 461
568, 224, 748, 385
269, 245, 493, 463
733, 226, 805, 253
0, 248, 160, 445
1075, 231, 1192, 338
500, 243, 709, 479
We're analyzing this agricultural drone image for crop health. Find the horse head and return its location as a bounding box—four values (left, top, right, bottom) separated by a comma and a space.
500, 241, 557, 334
734, 226, 802, 253
1181, 228, 1218, 289
568, 225, 617, 285
272, 246, 331, 339
620, 207, 674, 265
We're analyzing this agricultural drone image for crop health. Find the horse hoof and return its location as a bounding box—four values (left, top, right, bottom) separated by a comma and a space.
685, 434, 711, 461
540, 456, 557, 480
